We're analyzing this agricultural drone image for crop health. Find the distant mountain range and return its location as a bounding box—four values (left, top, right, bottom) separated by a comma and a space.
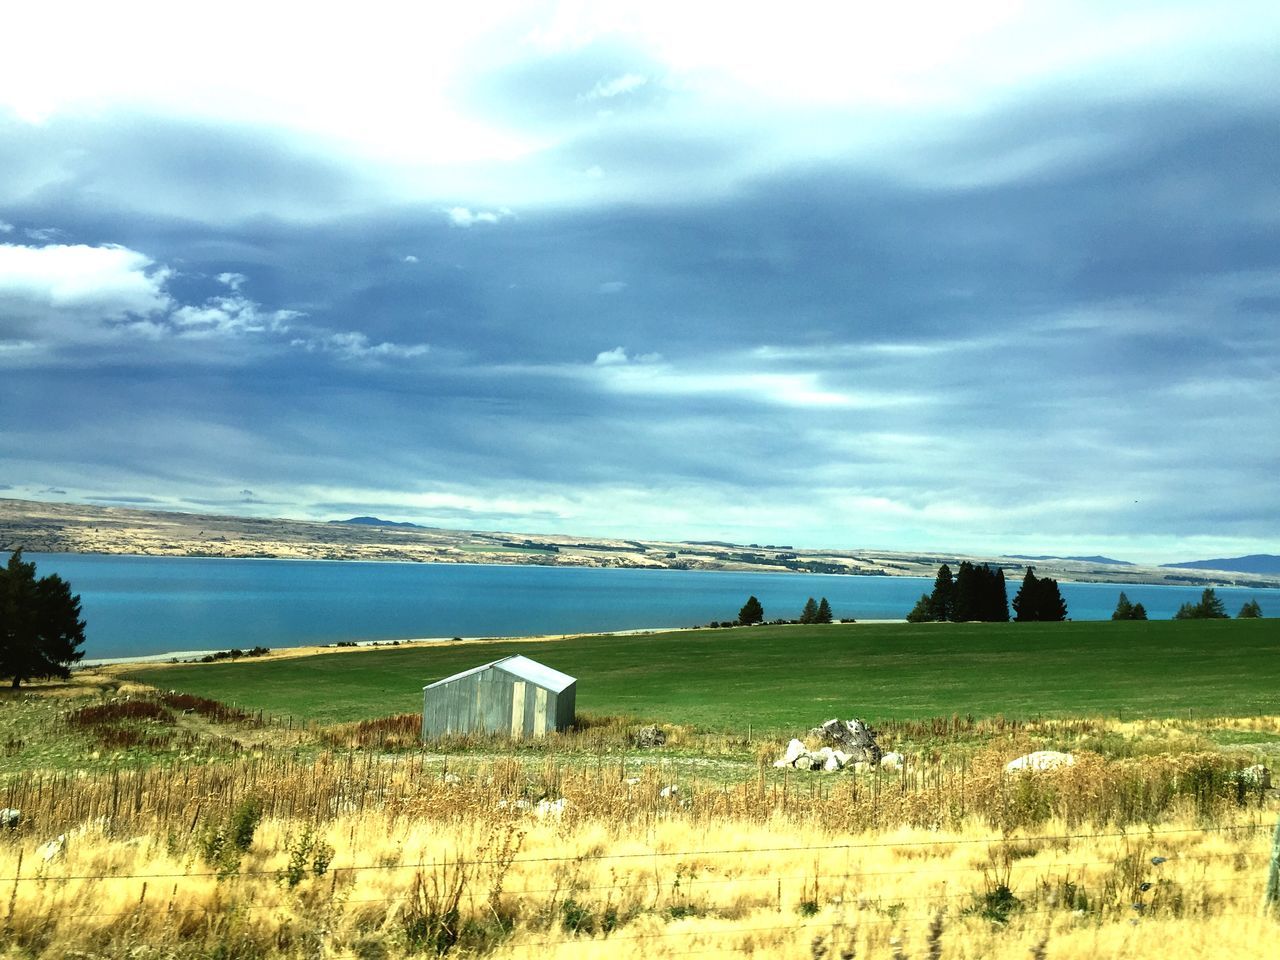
1006, 554, 1133, 566
329, 516, 427, 529
1161, 554, 1280, 575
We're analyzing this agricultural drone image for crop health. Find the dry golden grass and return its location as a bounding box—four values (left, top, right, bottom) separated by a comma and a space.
0, 736, 1276, 959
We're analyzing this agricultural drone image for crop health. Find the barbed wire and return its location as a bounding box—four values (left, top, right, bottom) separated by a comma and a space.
2, 819, 1270, 884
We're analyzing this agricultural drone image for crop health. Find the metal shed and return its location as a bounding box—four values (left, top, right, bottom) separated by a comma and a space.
421, 655, 577, 739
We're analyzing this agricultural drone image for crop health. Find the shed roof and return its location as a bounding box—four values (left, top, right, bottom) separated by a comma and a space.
423, 654, 576, 693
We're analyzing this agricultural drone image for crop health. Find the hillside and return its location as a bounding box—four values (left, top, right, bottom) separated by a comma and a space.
2, 497, 1276, 588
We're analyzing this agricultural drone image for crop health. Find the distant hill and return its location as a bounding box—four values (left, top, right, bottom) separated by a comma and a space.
329, 516, 426, 529
1007, 554, 1133, 566
1161, 554, 1280, 575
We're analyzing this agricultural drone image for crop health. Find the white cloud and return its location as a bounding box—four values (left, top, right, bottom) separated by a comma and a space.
597, 280, 627, 294
582, 72, 648, 101
169, 295, 298, 338
446, 206, 513, 227
0, 242, 171, 317
402, 254, 419, 263
216, 272, 247, 291
291, 330, 430, 361
593, 346, 629, 365
0, 221, 12, 233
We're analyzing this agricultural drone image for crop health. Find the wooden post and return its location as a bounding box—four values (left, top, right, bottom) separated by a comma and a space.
1265, 813, 1280, 917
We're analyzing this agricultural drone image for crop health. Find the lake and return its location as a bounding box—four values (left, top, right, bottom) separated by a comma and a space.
12, 553, 1280, 659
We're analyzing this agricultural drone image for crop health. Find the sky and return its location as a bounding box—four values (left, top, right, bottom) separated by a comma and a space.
1, 1, 1277, 564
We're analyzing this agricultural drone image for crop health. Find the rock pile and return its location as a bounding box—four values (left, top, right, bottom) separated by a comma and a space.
633, 725, 667, 748
774, 718, 886, 772
809, 717, 883, 765
1005, 751, 1075, 773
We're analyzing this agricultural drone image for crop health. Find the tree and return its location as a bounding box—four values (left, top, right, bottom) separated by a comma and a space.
952, 561, 980, 622
1174, 588, 1229, 620
1011, 567, 1068, 622
799, 597, 819, 624
1111, 592, 1134, 620
0, 550, 87, 689
928, 564, 954, 622
1131, 602, 1148, 620
906, 594, 934, 622
738, 595, 764, 625
816, 597, 833, 624
1237, 599, 1263, 619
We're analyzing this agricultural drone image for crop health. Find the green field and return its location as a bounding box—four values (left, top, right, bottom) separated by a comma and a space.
121, 619, 1280, 730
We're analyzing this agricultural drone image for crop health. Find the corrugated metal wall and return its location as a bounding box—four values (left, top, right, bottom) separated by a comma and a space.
421, 665, 575, 739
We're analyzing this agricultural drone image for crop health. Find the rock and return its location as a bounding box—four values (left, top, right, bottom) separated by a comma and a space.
880, 752, 904, 771
822, 754, 843, 772
633, 725, 667, 748
1006, 751, 1075, 773
809, 718, 883, 764
442, 772, 461, 785
833, 751, 852, 767
38, 835, 65, 862
783, 739, 807, 764
624, 777, 641, 786
794, 755, 815, 771
1240, 764, 1272, 789
0, 808, 19, 829
533, 798, 567, 818
659, 785, 679, 799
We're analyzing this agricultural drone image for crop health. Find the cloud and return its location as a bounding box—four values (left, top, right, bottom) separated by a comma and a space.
582, 73, 648, 101
216, 272, 247, 291
168, 294, 297, 339
597, 280, 627, 293
594, 346, 627, 366
446, 206, 513, 227
402, 254, 419, 263
291, 330, 430, 361
0, 220, 12, 233
0, 242, 171, 318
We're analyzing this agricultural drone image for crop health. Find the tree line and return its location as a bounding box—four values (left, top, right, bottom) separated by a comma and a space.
905, 562, 1069, 623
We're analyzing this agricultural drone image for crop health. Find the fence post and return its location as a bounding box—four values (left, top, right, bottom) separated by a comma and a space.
1265, 813, 1280, 918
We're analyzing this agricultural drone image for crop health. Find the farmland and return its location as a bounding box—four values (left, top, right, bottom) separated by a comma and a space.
122, 618, 1280, 728
0, 619, 1277, 959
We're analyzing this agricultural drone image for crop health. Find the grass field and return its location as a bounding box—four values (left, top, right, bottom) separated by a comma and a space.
124, 618, 1280, 728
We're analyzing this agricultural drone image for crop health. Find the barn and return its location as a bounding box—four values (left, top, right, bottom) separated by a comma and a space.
421, 654, 577, 739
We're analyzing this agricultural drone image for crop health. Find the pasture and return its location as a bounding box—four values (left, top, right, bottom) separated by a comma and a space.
124, 619, 1280, 728
0, 618, 1275, 959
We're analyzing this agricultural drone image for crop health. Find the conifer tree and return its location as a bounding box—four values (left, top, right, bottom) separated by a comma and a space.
0, 550, 87, 689
1238, 599, 1263, 618
1131, 602, 1148, 620
816, 597, 833, 623
738, 595, 764, 625
1112, 592, 1134, 620
799, 597, 819, 624
928, 564, 954, 622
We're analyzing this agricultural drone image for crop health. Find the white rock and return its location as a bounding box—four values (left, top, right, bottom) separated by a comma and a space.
794, 755, 815, 771
880, 752, 904, 770
624, 777, 641, 786
833, 751, 852, 767
822, 754, 843, 772
0, 808, 19, 829
533, 798, 567, 818
783, 739, 807, 764
1006, 751, 1075, 773
38, 835, 65, 862
659, 785, 679, 799
442, 772, 461, 785
1241, 764, 1272, 789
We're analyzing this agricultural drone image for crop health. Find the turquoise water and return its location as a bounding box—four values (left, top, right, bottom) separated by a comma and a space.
14, 553, 1280, 659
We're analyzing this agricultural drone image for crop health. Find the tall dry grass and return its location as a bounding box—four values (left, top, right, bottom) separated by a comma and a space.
0, 741, 1275, 958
